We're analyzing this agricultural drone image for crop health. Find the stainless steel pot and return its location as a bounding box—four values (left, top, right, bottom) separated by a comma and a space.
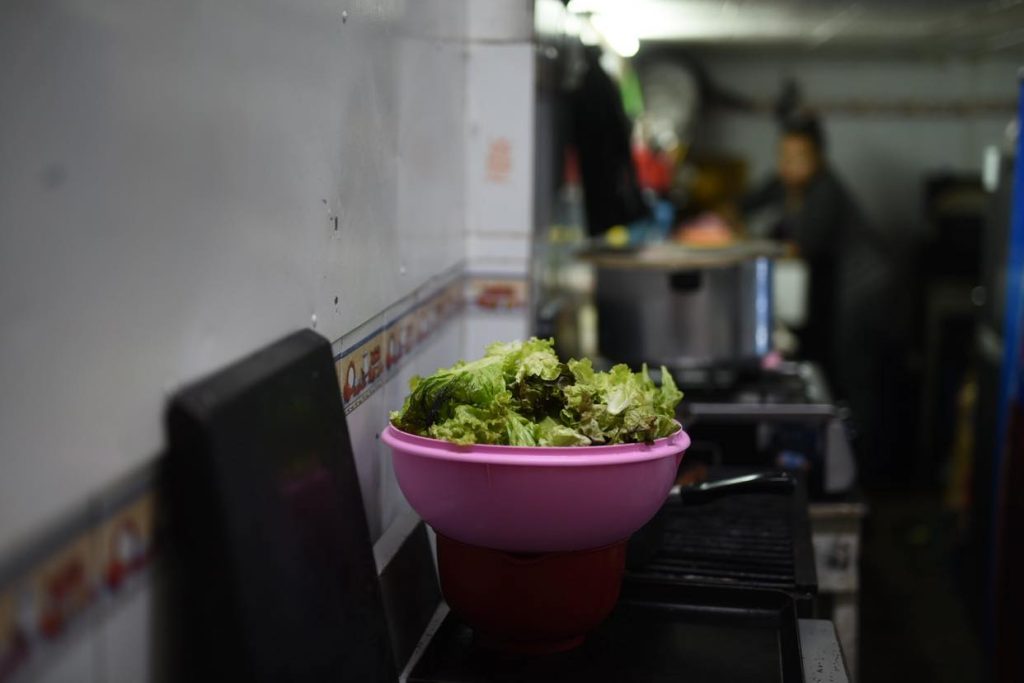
587, 242, 778, 369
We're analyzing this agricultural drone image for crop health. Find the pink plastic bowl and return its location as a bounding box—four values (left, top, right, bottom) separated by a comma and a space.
381, 423, 690, 553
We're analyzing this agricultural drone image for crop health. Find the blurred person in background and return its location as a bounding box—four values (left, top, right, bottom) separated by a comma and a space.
742, 113, 897, 484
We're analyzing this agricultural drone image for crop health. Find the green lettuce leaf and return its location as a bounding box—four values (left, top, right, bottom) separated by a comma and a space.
390, 337, 682, 446
389, 353, 507, 436
536, 417, 591, 446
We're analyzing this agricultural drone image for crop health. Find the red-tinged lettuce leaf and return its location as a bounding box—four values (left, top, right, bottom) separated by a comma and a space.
390, 338, 683, 446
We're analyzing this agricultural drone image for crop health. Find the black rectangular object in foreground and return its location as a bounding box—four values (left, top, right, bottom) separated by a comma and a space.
409, 583, 804, 683
164, 329, 395, 682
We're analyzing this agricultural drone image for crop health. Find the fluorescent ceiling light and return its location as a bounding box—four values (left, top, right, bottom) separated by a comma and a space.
578, 18, 601, 45
566, 0, 601, 13
591, 12, 640, 57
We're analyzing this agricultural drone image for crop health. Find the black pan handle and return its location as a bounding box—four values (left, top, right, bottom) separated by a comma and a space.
671, 471, 795, 505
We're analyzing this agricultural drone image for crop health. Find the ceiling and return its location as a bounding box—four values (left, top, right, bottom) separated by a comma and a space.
562, 0, 1024, 55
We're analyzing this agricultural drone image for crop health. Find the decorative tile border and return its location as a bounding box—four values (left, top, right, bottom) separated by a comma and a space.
333, 267, 467, 414
465, 273, 529, 311
0, 264, 531, 681
0, 469, 155, 683
332, 270, 530, 414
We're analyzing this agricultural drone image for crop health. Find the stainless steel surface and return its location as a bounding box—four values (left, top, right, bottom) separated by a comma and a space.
595, 255, 773, 368
684, 403, 857, 494
824, 419, 857, 494
797, 361, 834, 404
799, 619, 851, 683
668, 471, 794, 500
582, 240, 781, 270
400, 602, 847, 683
681, 361, 856, 494
809, 501, 868, 681
686, 403, 836, 422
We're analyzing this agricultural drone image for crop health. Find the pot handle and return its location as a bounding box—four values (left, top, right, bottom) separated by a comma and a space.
671, 471, 794, 505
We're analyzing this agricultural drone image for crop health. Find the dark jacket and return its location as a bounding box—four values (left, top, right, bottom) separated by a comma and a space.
571, 52, 647, 236
742, 169, 884, 389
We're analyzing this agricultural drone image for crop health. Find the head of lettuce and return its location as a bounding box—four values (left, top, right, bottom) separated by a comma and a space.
389, 338, 682, 447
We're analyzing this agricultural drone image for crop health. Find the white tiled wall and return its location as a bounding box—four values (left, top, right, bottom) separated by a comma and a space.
0, 0, 544, 680
0, 0, 470, 558
463, 36, 535, 351
465, 41, 536, 275
463, 311, 530, 357
96, 580, 151, 683
0, 0, 546, 677
32, 630, 96, 683
378, 319, 467, 535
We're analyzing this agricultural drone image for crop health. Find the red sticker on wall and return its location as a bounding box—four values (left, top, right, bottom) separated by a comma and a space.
486, 137, 511, 183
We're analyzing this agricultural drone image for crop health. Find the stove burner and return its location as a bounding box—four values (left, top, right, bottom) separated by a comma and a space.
626, 468, 818, 613
674, 367, 813, 405
636, 495, 797, 588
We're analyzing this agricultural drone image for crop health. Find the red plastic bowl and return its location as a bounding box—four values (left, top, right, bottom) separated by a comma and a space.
382, 423, 689, 553
436, 533, 627, 654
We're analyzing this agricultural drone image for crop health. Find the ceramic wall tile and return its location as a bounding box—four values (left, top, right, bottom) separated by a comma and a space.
30, 629, 96, 683
465, 43, 535, 241
0, 0, 537, 678
96, 578, 151, 683
1, 522, 101, 683
0, 0, 471, 561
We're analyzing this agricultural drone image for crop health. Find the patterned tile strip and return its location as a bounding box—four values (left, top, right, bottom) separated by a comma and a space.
333, 268, 469, 414
0, 268, 529, 682
0, 467, 156, 683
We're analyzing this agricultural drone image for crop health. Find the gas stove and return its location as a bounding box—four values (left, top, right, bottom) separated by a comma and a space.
165, 331, 849, 683
402, 467, 822, 682
388, 516, 844, 683
669, 361, 826, 404
671, 362, 857, 497
405, 582, 806, 683
625, 467, 818, 615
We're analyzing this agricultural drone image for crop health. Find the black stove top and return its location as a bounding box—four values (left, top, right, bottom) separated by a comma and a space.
625, 468, 818, 613
406, 470, 815, 682
673, 364, 821, 405
674, 362, 847, 498
168, 332, 830, 681
637, 497, 797, 584
408, 583, 804, 683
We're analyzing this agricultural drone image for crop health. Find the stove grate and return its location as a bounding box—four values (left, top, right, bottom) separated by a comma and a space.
631, 493, 802, 591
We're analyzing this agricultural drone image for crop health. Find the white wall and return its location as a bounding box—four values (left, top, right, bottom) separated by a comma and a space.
0, 0, 469, 557
462, 3, 536, 353
0, 0, 540, 680
688, 54, 1018, 240
0, 0, 541, 678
